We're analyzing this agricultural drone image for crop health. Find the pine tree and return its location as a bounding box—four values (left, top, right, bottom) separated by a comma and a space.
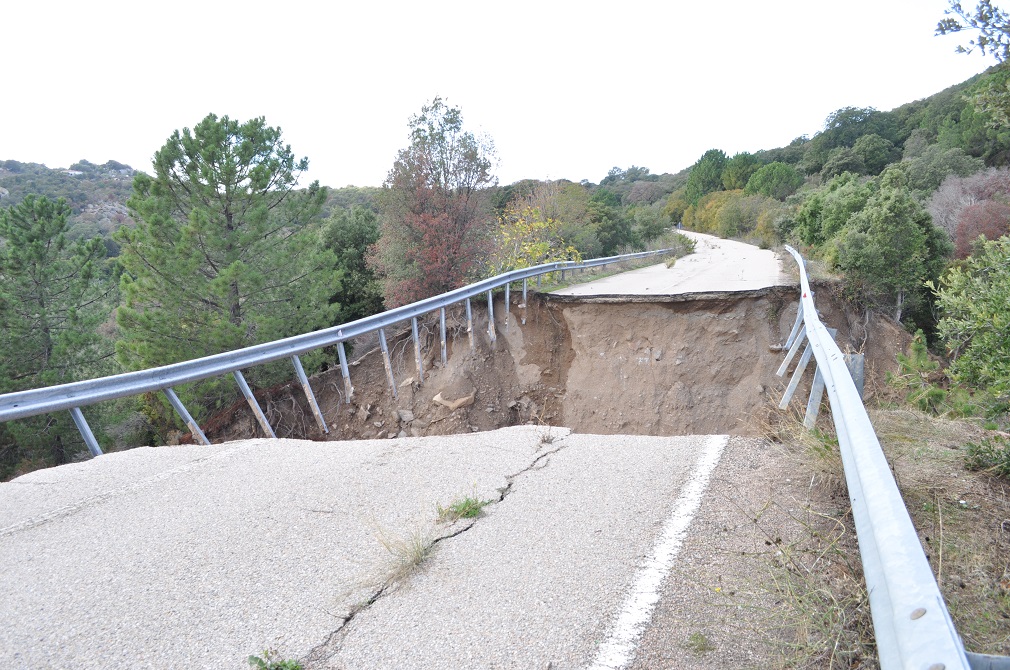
0, 195, 114, 478
115, 114, 338, 417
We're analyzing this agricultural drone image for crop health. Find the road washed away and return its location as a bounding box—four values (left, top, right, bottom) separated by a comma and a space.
0, 426, 727, 669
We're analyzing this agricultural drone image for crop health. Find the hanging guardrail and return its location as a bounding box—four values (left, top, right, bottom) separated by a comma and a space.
778, 245, 1006, 670
0, 248, 673, 456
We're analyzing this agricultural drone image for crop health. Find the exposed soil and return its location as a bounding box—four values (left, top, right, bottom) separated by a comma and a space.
202, 281, 911, 444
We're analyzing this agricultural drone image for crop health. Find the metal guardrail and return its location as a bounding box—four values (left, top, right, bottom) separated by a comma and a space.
0, 248, 673, 455
779, 245, 1006, 670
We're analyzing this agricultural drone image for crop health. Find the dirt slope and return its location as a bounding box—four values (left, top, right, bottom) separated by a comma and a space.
203, 283, 910, 444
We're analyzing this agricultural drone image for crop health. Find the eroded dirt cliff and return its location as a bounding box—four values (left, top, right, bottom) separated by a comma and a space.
201, 283, 911, 443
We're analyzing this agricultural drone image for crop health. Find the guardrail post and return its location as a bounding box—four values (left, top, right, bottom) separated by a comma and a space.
802, 329, 836, 429
337, 342, 353, 403
521, 279, 528, 325
536, 274, 541, 288
504, 283, 510, 333
69, 407, 102, 456
784, 302, 804, 350
486, 290, 496, 342
291, 355, 328, 434
232, 370, 276, 438
378, 328, 398, 398
163, 387, 210, 444
845, 353, 865, 400
465, 298, 474, 352
439, 307, 447, 366
776, 326, 807, 377
411, 317, 424, 383
779, 341, 814, 410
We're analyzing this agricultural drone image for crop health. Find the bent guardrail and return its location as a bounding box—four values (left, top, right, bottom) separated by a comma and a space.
779, 245, 987, 670
0, 249, 673, 455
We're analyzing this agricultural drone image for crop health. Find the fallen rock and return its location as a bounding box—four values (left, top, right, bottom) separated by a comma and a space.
433, 391, 476, 411
397, 409, 415, 423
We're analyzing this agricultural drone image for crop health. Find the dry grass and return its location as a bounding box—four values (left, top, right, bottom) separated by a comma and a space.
869, 408, 1010, 656
747, 406, 877, 668
374, 523, 435, 582
758, 402, 1010, 660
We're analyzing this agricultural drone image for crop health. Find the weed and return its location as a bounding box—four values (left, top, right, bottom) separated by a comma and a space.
247, 649, 302, 670
887, 330, 978, 418
964, 434, 1010, 478
375, 525, 434, 578
759, 503, 876, 669
685, 631, 715, 654
436, 494, 492, 523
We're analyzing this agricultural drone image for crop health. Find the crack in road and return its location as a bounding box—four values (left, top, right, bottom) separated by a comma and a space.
302, 435, 571, 667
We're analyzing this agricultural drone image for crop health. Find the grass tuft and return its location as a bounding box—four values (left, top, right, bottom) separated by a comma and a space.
248, 650, 302, 670
685, 631, 715, 654
436, 494, 492, 523
375, 525, 434, 578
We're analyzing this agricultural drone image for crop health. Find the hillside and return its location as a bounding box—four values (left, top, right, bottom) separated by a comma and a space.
0, 159, 137, 248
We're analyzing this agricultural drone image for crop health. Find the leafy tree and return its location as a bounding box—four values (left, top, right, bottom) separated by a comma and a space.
630, 203, 670, 242
721, 152, 760, 190
499, 179, 599, 257
684, 190, 737, 234
934, 235, 1010, 400
488, 206, 580, 274
322, 206, 384, 322
756, 135, 809, 166
683, 149, 728, 205
744, 162, 803, 200
589, 191, 638, 255
852, 133, 899, 175
794, 172, 876, 245
821, 147, 867, 180
683, 190, 783, 244
800, 107, 899, 174
116, 114, 336, 415
894, 143, 984, 196
662, 187, 690, 223
0, 195, 115, 478
836, 170, 952, 322
369, 98, 497, 306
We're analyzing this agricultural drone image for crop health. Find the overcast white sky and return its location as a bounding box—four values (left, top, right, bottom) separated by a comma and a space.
2, 0, 997, 188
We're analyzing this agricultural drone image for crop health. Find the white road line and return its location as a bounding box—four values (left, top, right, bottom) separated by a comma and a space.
586, 434, 729, 670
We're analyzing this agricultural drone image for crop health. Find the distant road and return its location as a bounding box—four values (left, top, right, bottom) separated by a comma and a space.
554, 231, 790, 296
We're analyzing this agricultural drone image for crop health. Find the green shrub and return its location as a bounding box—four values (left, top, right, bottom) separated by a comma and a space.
964, 435, 1010, 479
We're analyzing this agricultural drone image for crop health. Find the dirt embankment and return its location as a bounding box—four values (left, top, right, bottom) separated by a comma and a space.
203, 282, 911, 444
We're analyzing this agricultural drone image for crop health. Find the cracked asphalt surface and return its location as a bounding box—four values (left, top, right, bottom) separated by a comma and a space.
0, 427, 725, 669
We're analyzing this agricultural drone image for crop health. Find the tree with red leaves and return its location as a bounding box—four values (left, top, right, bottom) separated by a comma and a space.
370, 98, 497, 307
955, 199, 1010, 258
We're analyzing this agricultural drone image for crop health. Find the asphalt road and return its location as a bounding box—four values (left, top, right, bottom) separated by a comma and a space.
553, 231, 789, 296
0, 428, 728, 669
